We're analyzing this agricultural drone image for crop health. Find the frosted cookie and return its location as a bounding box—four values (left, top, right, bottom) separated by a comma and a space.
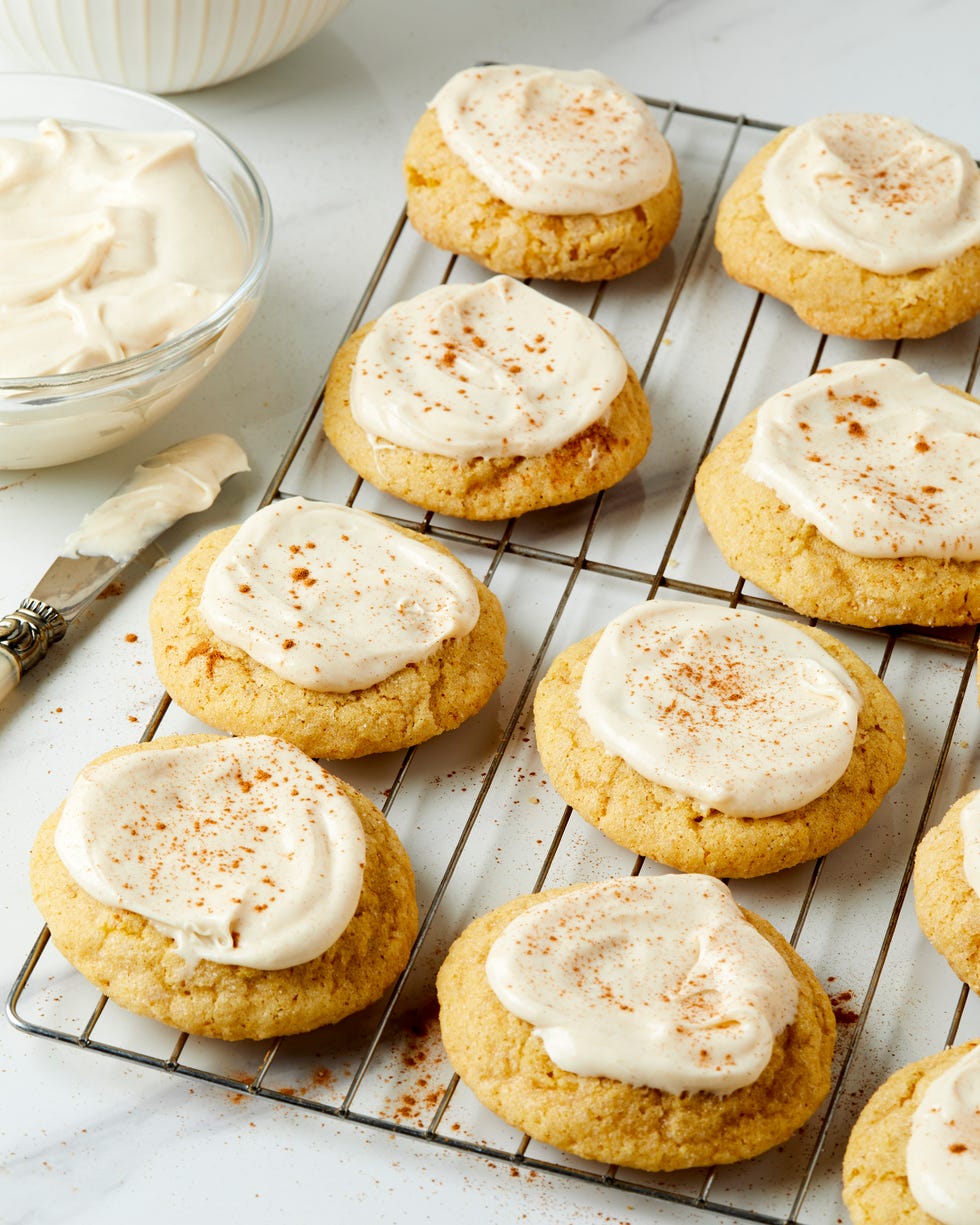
149, 498, 507, 758
437, 874, 835, 1171
695, 359, 980, 628
533, 601, 905, 877
30, 734, 418, 1041
913, 791, 980, 994
322, 277, 652, 520
842, 1040, 980, 1224
715, 114, 980, 338
404, 64, 682, 282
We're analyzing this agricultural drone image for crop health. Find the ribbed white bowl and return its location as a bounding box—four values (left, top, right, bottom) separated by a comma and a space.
0, 0, 349, 93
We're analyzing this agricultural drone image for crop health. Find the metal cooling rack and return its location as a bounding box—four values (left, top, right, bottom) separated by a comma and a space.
9, 97, 980, 1225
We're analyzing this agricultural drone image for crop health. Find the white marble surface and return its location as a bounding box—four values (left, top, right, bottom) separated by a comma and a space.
4, 3, 980, 1223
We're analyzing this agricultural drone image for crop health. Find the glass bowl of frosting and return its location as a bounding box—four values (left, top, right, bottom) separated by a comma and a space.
0, 74, 272, 469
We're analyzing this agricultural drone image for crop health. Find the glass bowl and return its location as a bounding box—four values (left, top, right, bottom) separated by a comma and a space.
0, 73, 273, 469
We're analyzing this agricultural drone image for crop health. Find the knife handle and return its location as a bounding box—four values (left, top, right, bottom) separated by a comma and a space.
0, 650, 18, 702
0, 600, 68, 701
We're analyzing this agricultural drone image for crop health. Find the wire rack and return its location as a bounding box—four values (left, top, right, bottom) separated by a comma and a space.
9, 96, 980, 1225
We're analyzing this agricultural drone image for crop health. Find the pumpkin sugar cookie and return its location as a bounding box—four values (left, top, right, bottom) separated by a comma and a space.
695, 359, 980, 629
715, 113, 980, 339
149, 498, 507, 759
913, 790, 980, 994
323, 276, 651, 520
533, 600, 905, 878
842, 1040, 980, 1224
437, 874, 835, 1171
404, 64, 682, 282
31, 734, 418, 1041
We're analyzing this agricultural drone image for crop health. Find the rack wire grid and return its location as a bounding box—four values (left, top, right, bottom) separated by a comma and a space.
9, 95, 980, 1225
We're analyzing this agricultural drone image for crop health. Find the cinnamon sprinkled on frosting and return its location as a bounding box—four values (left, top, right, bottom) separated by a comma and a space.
54, 736, 366, 971
485, 875, 798, 1094
350, 277, 627, 459
906, 1044, 980, 1223
199, 498, 480, 693
578, 601, 861, 817
761, 113, 980, 274
746, 359, 980, 560
432, 65, 672, 216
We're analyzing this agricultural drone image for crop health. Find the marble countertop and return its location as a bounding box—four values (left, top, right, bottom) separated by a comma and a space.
4, 3, 980, 1223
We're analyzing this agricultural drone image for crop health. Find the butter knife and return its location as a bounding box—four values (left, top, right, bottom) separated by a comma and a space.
0, 433, 248, 701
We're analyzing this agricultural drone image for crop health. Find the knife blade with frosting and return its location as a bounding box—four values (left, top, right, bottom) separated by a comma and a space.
0, 433, 248, 701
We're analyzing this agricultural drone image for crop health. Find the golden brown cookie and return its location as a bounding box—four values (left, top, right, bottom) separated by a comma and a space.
714, 129, 980, 339
149, 521, 507, 759
30, 734, 419, 1041
694, 405, 980, 628
842, 1040, 980, 1224
913, 791, 980, 993
437, 883, 835, 1171
322, 320, 652, 521
404, 108, 682, 282
532, 622, 905, 877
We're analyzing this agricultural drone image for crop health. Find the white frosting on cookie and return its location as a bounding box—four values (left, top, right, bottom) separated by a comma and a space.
578, 601, 861, 818
906, 1044, 980, 1225
761, 113, 980, 275
485, 874, 799, 1095
199, 498, 480, 693
745, 359, 980, 560
349, 277, 628, 459
432, 64, 672, 216
959, 792, 980, 898
54, 736, 366, 971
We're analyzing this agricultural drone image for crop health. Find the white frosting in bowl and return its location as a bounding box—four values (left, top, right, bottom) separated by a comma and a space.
0, 120, 244, 378
0, 75, 271, 470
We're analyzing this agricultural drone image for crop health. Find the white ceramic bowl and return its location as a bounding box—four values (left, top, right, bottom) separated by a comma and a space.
0, 74, 272, 470
0, 0, 348, 93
